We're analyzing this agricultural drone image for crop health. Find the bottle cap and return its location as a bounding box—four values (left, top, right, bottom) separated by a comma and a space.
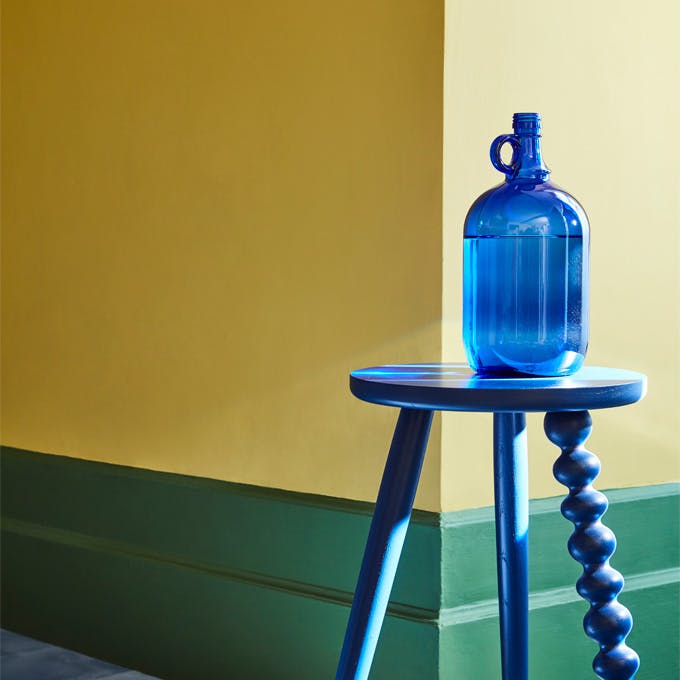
513, 112, 541, 135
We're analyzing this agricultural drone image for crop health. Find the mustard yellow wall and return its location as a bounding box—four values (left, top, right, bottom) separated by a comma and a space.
442, 0, 680, 510
3, 0, 677, 515
1, 1, 443, 510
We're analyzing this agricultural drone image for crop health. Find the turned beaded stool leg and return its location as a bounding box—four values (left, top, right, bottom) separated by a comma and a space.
544, 411, 640, 680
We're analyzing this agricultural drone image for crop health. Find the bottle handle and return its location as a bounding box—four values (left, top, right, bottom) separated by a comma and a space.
490, 134, 520, 176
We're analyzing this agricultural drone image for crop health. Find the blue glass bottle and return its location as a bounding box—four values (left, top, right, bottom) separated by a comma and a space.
463, 113, 589, 376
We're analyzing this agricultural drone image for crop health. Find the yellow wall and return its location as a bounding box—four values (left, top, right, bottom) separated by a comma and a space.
442, 0, 680, 509
1, 1, 443, 510
3, 0, 677, 514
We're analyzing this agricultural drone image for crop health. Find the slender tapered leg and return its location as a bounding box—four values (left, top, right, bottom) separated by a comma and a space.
545, 410, 639, 680
493, 412, 529, 680
336, 408, 433, 680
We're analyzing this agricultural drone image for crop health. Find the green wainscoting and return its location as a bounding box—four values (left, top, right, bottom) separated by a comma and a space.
1, 447, 678, 679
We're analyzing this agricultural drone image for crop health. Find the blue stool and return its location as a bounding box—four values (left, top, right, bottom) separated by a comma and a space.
336, 364, 646, 680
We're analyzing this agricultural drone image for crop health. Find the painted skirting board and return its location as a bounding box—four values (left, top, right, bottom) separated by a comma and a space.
1, 447, 678, 679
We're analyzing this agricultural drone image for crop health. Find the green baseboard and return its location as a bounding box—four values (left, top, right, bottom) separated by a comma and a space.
1, 446, 678, 679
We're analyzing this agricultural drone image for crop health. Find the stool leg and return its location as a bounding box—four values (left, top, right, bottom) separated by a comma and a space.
544, 410, 639, 680
493, 412, 529, 680
336, 408, 433, 680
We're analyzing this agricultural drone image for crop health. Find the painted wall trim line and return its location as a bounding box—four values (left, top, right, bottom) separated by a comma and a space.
440, 482, 680, 528
0, 447, 441, 524
1, 517, 439, 624
439, 567, 680, 626
5, 519, 677, 629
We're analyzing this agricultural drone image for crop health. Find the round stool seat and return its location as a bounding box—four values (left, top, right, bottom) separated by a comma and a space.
350, 363, 646, 412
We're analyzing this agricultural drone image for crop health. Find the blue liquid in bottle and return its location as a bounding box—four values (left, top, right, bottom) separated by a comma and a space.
463, 113, 589, 376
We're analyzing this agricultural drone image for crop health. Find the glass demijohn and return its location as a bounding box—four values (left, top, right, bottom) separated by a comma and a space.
462, 113, 590, 376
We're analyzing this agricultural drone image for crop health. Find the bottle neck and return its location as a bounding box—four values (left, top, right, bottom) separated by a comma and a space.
512, 132, 550, 181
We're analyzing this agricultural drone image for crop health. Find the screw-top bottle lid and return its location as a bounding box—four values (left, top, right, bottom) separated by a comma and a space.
513, 112, 541, 135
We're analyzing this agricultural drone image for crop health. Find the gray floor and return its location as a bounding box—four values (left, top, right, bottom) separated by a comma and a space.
0, 629, 158, 679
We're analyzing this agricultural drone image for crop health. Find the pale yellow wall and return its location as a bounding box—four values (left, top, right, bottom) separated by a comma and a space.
442, 0, 680, 510
1, 1, 443, 510
4, 1, 677, 515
